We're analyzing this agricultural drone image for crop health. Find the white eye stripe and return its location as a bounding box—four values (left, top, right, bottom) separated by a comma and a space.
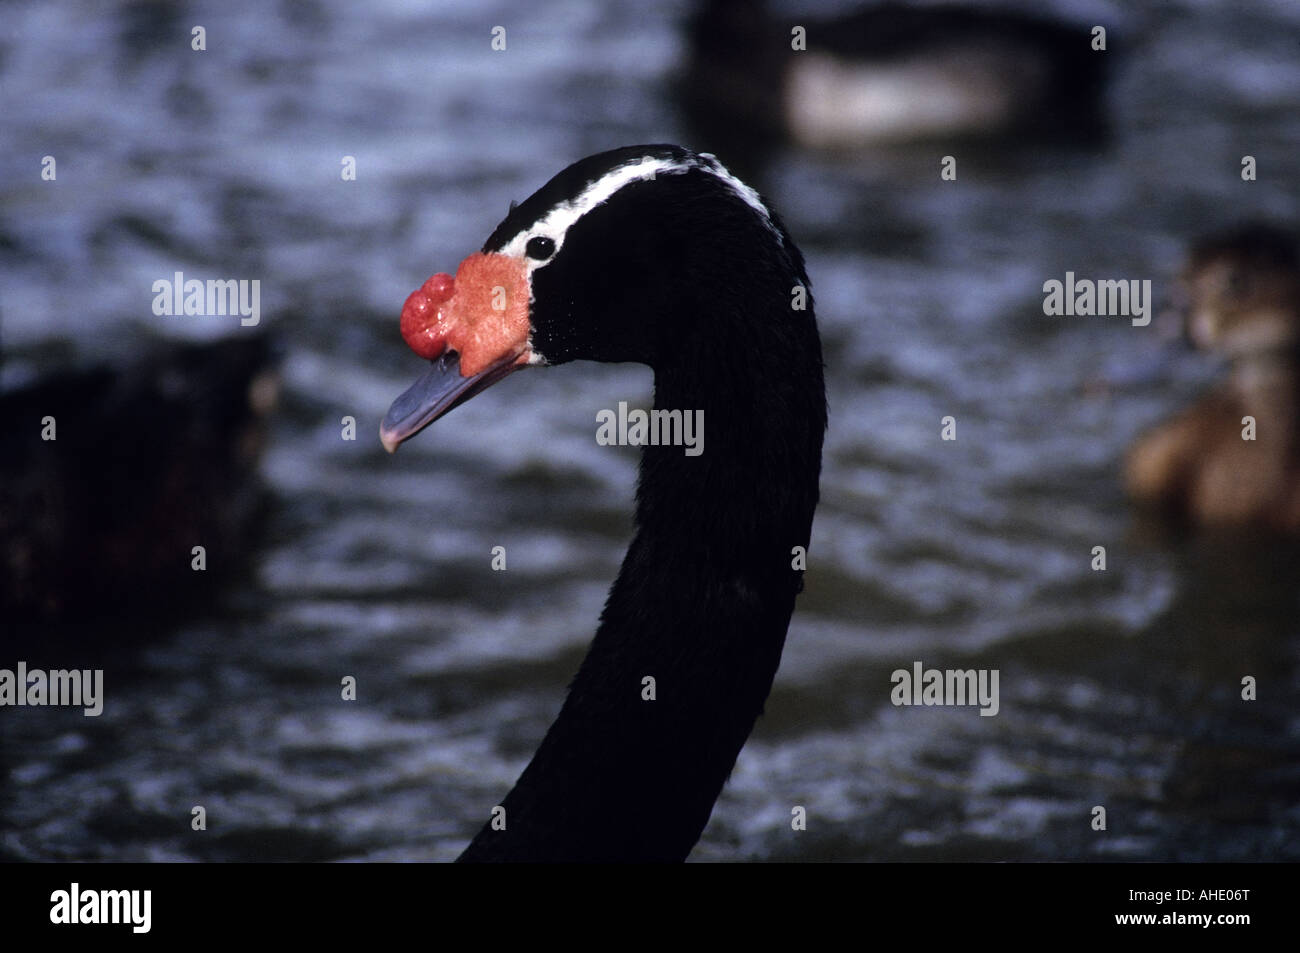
696, 152, 778, 240
499, 153, 780, 275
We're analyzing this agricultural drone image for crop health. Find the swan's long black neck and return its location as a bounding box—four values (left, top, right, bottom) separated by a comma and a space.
459, 155, 825, 861
460, 366, 823, 861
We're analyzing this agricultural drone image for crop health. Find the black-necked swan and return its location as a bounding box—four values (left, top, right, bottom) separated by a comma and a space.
682, 0, 1111, 149
382, 145, 826, 862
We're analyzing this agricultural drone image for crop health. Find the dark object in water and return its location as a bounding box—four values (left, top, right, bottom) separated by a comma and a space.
0, 335, 280, 632
680, 0, 1113, 151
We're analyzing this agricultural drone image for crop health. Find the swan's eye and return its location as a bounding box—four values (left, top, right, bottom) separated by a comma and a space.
526, 236, 556, 261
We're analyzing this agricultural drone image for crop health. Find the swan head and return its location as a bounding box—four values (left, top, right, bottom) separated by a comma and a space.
381, 145, 794, 453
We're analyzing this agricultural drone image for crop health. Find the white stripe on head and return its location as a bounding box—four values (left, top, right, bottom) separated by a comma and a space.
499, 152, 780, 278
695, 153, 777, 240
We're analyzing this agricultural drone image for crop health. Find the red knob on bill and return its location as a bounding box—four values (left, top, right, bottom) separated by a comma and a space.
400, 272, 457, 359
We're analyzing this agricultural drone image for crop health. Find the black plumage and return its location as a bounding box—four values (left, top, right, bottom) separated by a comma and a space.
1, 335, 278, 639
388, 145, 825, 861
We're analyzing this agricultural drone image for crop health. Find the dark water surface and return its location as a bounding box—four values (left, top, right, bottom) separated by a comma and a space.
2, 0, 1298, 861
